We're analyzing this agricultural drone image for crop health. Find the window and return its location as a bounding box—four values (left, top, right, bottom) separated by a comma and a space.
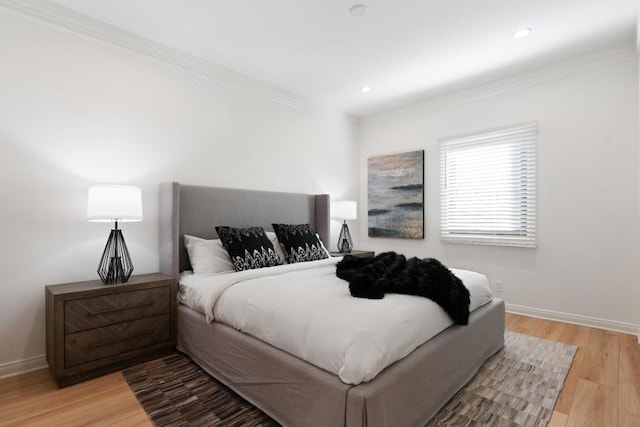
439, 122, 537, 247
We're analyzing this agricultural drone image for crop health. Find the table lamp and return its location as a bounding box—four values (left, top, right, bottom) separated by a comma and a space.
87, 185, 143, 284
331, 200, 357, 253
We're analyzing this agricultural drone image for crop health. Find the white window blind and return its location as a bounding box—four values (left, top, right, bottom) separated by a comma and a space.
439, 122, 537, 247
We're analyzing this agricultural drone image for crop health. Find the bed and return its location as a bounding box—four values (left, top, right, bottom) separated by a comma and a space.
159, 182, 505, 427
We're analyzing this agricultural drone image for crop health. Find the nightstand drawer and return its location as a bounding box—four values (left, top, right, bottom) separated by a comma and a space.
64, 314, 171, 367
64, 287, 170, 333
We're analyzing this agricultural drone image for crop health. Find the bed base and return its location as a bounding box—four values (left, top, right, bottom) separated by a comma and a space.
178, 299, 505, 427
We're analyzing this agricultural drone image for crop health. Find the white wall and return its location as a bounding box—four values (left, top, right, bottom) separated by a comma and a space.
0, 8, 358, 371
359, 55, 640, 330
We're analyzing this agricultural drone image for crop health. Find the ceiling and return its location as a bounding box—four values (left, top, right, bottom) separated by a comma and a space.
48, 0, 639, 117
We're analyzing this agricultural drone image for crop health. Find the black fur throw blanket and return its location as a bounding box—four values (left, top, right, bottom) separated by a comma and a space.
336, 252, 471, 325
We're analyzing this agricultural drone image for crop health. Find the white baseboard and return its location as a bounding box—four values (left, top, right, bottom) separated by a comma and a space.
506, 303, 640, 343
0, 354, 47, 380
2, 303, 639, 379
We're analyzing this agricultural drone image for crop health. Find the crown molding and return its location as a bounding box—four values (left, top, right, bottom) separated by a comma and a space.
361, 43, 639, 128
0, 0, 302, 110
1, 1, 633, 126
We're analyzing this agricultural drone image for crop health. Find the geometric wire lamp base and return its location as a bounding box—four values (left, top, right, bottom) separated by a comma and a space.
337, 221, 353, 254
98, 222, 134, 284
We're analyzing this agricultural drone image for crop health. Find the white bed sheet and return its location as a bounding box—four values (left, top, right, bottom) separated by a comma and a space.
178, 257, 492, 385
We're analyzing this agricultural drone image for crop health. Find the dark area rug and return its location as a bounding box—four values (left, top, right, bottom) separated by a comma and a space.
124, 331, 576, 426
123, 354, 278, 426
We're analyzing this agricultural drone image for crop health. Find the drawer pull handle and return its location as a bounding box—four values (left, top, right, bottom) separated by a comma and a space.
88, 301, 154, 316
88, 331, 155, 349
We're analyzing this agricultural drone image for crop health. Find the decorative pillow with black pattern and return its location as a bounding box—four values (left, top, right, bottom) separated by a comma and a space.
215, 226, 283, 271
271, 223, 329, 264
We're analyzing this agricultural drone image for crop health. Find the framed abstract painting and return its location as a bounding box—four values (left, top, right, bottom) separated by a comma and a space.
368, 150, 424, 239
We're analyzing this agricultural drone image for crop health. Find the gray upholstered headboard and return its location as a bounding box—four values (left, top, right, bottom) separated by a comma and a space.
158, 182, 330, 277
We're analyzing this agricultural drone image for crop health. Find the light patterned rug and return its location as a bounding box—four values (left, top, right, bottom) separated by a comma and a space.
427, 331, 577, 426
124, 331, 577, 426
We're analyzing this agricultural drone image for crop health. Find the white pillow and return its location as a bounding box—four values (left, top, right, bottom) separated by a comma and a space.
184, 235, 235, 274
266, 231, 289, 264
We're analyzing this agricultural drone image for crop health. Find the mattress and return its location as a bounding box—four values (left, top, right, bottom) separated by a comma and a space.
178, 257, 493, 385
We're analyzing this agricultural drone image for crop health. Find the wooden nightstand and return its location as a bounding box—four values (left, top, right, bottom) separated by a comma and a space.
330, 250, 375, 258
45, 273, 177, 387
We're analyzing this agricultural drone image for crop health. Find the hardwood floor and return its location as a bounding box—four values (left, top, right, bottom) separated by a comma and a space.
505, 313, 640, 427
0, 314, 638, 426
0, 368, 150, 426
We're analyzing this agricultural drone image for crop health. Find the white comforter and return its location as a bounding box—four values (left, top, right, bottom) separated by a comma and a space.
179, 257, 492, 385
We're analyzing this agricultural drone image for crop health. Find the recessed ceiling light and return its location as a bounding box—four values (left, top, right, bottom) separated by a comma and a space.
513, 27, 532, 39
349, 4, 368, 17
361, 86, 371, 93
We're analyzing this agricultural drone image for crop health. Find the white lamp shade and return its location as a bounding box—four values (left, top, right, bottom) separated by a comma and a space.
87, 185, 143, 222
332, 200, 357, 220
